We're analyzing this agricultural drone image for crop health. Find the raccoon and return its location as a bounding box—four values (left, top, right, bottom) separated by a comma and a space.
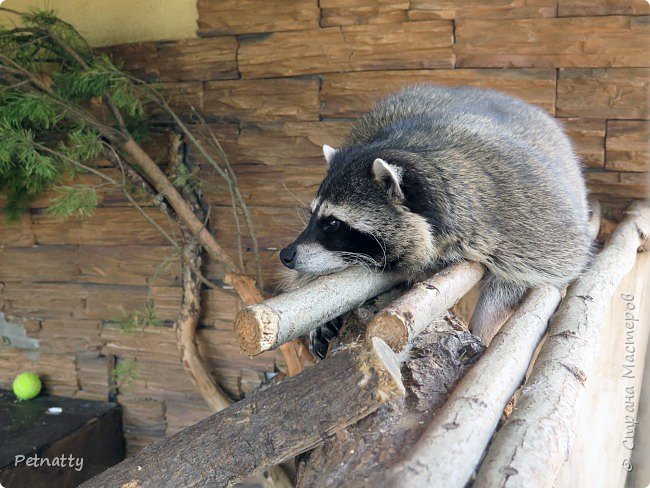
279, 85, 591, 355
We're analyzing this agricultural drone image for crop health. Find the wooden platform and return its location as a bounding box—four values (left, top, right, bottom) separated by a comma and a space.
0, 391, 125, 488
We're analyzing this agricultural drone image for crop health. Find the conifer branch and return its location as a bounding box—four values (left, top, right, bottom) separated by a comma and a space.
0, 8, 310, 372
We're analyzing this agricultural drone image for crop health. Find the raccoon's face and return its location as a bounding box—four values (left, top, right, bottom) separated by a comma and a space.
279, 145, 437, 276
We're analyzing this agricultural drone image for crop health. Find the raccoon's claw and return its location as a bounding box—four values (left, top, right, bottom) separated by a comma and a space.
309, 317, 344, 360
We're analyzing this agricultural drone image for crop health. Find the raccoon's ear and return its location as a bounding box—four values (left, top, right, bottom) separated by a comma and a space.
372, 158, 404, 202
323, 145, 337, 166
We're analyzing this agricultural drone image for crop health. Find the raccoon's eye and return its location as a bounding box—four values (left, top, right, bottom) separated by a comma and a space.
322, 218, 341, 234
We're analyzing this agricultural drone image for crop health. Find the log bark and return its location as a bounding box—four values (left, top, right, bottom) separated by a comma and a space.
174, 242, 292, 486
175, 237, 231, 411
234, 267, 403, 355
474, 199, 650, 487
120, 137, 306, 375
380, 201, 603, 487
120, 137, 239, 278
81, 337, 404, 488
366, 261, 485, 352
384, 286, 561, 488
296, 297, 484, 487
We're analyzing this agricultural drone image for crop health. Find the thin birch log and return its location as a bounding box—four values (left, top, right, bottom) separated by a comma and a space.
296, 296, 484, 487
234, 267, 403, 356
366, 261, 485, 352
81, 337, 404, 488
384, 286, 561, 488
381, 201, 603, 487
587, 199, 602, 239
475, 199, 650, 488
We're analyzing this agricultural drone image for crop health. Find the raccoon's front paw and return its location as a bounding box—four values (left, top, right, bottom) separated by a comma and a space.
309, 317, 344, 360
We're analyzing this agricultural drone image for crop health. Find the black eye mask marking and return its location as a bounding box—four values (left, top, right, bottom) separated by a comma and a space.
321, 217, 341, 234
315, 217, 385, 265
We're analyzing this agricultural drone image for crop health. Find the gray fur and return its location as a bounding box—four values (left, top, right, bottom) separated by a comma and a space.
282, 84, 591, 345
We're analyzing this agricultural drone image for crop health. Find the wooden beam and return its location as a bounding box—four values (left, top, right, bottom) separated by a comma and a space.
475, 199, 649, 487
234, 267, 403, 355
81, 337, 404, 488
384, 286, 561, 487
297, 309, 483, 487
366, 261, 485, 352
380, 199, 602, 487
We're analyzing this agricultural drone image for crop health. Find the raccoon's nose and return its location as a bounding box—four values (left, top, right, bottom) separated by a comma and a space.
280, 246, 296, 269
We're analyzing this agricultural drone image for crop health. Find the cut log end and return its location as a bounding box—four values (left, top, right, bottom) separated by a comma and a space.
366, 311, 409, 352
361, 337, 405, 401
233, 305, 280, 356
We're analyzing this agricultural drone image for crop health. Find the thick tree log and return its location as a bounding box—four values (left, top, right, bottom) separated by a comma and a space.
234, 267, 403, 355
81, 337, 404, 488
296, 298, 483, 487
366, 261, 485, 352
384, 286, 561, 488
475, 199, 650, 487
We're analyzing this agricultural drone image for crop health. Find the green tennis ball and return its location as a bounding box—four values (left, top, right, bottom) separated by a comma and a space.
12, 371, 42, 401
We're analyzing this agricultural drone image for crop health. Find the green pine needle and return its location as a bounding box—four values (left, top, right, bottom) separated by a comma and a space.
114, 301, 161, 333
47, 185, 98, 220
110, 358, 140, 393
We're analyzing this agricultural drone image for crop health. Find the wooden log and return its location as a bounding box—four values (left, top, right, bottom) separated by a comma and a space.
384, 286, 562, 488
237, 22, 453, 79
366, 261, 485, 352
409, 0, 556, 20
296, 299, 484, 487
474, 200, 650, 487
557, 68, 650, 119
234, 268, 403, 356
558, 0, 650, 16
455, 17, 650, 68
605, 120, 650, 173
375, 202, 602, 479
561, 118, 606, 169
175, 234, 231, 412
81, 337, 404, 488
320, 69, 557, 118
555, 251, 650, 487
196, 0, 319, 36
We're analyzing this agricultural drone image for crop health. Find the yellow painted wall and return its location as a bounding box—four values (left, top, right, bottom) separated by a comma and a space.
0, 0, 198, 46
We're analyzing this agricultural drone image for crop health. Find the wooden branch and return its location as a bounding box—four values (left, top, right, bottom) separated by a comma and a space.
176, 239, 231, 412
119, 138, 237, 275
474, 199, 649, 487
366, 261, 485, 352
234, 267, 404, 356
81, 337, 404, 488
119, 137, 308, 375
296, 301, 483, 487
587, 199, 602, 239
174, 236, 292, 487
384, 286, 561, 488
379, 201, 603, 487
169, 135, 292, 487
